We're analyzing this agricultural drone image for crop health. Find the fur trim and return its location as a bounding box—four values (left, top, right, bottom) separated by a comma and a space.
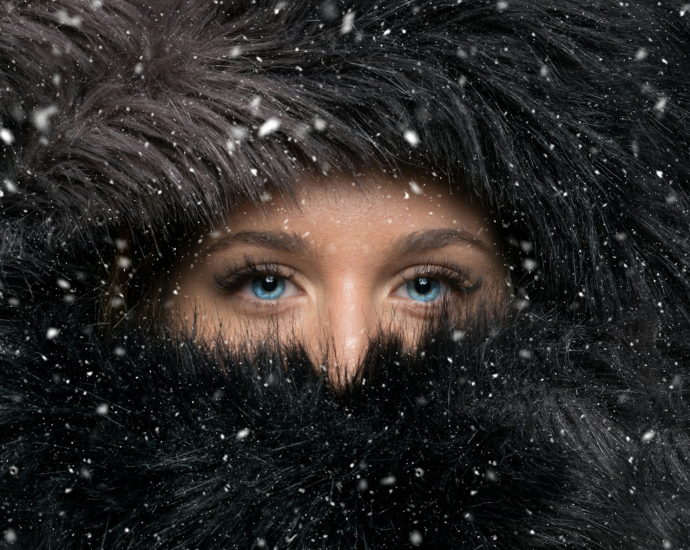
1, 308, 689, 548
1, 0, 690, 318
1, 1, 690, 548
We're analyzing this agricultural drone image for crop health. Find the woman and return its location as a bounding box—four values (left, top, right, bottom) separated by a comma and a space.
166, 171, 509, 378
1, 0, 689, 548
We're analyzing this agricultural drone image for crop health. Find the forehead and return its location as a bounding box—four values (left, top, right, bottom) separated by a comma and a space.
219, 171, 496, 242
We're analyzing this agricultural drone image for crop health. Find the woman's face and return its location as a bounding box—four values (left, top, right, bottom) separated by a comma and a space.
167, 172, 507, 378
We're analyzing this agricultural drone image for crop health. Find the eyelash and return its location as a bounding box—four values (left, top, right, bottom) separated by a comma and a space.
403, 261, 482, 296
214, 256, 481, 297
214, 255, 297, 293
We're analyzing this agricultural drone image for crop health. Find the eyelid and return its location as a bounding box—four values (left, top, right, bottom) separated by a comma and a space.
239, 276, 300, 302
213, 256, 480, 305
399, 261, 482, 295
214, 256, 298, 293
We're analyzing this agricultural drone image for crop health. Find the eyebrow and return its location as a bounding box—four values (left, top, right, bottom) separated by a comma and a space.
206, 230, 316, 256
204, 228, 491, 257
392, 228, 492, 255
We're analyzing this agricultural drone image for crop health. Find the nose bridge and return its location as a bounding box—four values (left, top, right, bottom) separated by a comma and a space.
320, 277, 376, 379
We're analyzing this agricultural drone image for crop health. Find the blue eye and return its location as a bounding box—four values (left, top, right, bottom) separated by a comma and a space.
405, 277, 441, 302
250, 275, 286, 300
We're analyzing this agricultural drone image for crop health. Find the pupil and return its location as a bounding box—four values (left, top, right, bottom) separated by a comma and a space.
261, 275, 278, 292
415, 277, 431, 294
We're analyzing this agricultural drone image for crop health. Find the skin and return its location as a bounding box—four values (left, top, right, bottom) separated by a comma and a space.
167, 171, 508, 380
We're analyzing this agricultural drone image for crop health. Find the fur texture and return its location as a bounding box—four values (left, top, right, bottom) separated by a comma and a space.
1, 0, 690, 548
2, 308, 690, 548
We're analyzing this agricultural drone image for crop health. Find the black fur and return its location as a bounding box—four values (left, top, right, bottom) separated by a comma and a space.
2, 307, 689, 548
1, 0, 690, 548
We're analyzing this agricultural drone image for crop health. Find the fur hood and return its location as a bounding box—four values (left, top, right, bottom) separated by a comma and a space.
1, 0, 690, 547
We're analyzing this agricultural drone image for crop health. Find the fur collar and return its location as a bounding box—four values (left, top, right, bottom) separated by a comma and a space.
1, 308, 688, 548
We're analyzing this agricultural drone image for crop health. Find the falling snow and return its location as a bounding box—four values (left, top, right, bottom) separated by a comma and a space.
0, 128, 14, 145
341, 12, 355, 34
641, 430, 656, 442
409, 180, 423, 194
523, 258, 538, 271
404, 130, 420, 147
56, 10, 82, 27
258, 118, 281, 137
452, 330, 465, 341
32, 105, 59, 131
117, 256, 132, 269
379, 475, 396, 486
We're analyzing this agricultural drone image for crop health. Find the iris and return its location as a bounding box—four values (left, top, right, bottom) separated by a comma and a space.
406, 277, 441, 302
250, 275, 286, 300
